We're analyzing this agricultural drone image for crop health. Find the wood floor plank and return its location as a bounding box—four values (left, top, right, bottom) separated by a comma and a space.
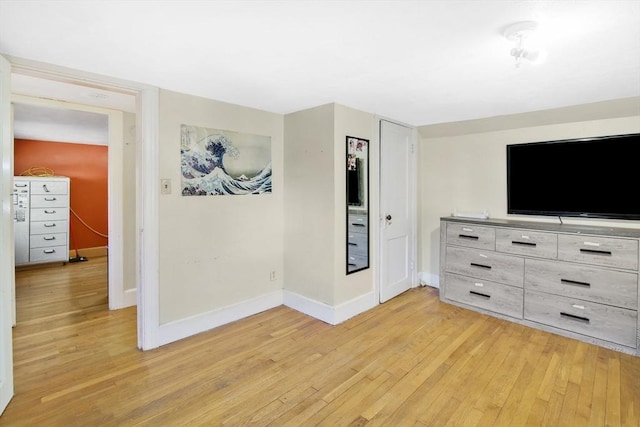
3, 258, 640, 426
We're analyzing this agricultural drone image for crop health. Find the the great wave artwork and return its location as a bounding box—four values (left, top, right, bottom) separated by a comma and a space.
181, 125, 272, 196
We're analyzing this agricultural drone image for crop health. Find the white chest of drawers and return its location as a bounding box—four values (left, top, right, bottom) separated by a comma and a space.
13, 176, 70, 266
440, 217, 640, 356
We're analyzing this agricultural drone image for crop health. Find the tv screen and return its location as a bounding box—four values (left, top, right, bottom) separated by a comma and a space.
507, 133, 640, 220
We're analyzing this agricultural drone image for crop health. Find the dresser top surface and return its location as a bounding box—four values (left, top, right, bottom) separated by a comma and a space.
441, 216, 640, 239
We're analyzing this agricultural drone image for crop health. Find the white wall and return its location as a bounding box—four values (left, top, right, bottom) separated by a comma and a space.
283, 103, 378, 322
333, 104, 375, 305
158, 89, 284, 324
418, 112, 640, 288
283, 104, 335, 304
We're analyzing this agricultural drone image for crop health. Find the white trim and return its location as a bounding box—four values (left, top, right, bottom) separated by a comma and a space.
11, 95, 126, 309
137, 87, 160, 350
8, 55, 160, 351
0, 53, 15, 415
157, 291, 283, 348
283, 289, 377, 325
419, 271, 440, 288
123, 288, 137, 308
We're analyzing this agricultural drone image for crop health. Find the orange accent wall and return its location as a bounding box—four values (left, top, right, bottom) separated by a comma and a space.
14, 139, 108, 251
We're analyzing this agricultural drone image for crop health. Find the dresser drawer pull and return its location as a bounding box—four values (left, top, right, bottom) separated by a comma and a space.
348, 262, 356, 267
44, 223, 56, 227
44, 197, 57, 201
469, 290, 491, 299
42, 184, 50, 193
458, 234, 479, 240
561, 278, 591, 288
351, 223, 365, 227
14, 183, 28, 187
579, 248, 612, 256
512, 240, 536, 247
43, 236, 56, 241
470, 262, 491, 270
44, 210, 57, 214
560, 312, 590, 323
43, 249, 56, 254
348, 242, 357, 246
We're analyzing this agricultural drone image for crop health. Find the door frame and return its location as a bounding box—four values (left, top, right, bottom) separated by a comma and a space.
6, 55, 160, 350
0, 53, 15, 416
375, 116, 418, 302
12, 94, 127, 309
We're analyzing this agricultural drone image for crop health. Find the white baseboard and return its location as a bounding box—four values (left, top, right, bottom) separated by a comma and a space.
419, 272, 440, 288
283, 290, 378, 325
122, 288, 137, 308
157, 290, 284, 347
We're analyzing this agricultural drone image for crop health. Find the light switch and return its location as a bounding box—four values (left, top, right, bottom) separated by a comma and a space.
161, 179, 171, 195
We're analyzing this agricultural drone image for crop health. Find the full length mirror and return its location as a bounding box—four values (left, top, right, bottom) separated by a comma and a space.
346, 136, 369, 274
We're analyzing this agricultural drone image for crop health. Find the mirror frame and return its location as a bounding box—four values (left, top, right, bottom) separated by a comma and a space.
346, 136, 369, 275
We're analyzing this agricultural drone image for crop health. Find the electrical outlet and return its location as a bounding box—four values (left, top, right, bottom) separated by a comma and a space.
270, 271, 276, 281
161, 179, 171, 195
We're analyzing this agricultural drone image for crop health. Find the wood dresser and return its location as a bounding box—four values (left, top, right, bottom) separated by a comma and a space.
439, 216, 640, 356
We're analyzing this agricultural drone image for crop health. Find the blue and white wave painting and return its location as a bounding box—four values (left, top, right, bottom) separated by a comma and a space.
181, 125, 272, 196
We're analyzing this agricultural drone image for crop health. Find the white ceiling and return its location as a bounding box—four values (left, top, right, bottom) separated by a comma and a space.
1, 0, 639, 127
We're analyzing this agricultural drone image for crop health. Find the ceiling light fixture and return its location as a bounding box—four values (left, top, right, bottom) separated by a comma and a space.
504, 21, 547, 67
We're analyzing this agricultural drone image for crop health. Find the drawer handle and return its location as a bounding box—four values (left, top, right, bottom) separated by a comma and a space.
44, 223, 56, 227
352, 223, 366, 227
348, 262, 356, 267
348, 242, 358, 246
459, 234, 479, 240
512, 240, 536, 247
15, 183, 28, 187
579, 248, 612, 256
470, 262, 491, 270
560, 312, 589, 323
44, 210, 57, 214
44, 197, 57, 201
561, 278, 591, 288
43, 249, 56, 254
43, 236, 56, 241
42, 184, 50, 193
469, 290, 491, 299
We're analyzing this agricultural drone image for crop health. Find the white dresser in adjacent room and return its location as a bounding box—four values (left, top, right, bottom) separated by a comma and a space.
13, 176, 70, 266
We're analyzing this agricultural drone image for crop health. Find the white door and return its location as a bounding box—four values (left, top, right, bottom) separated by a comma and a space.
0, 54, 15, 414
379, 119, 416, 303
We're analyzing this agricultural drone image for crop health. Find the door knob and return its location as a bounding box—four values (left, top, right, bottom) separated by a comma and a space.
386, 214, 392, 221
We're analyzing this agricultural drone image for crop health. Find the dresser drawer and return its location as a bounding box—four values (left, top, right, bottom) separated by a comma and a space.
445, 246, 524, 287
30, 232, 67, 249
444, 273, 523, 319
30, 208, 68, 222
558, 235, 638, 270
29, 180, 69, 195
348, 214, 368, 233
446, 223, 495, 250
30, 194, 69, 208
524, 290, 637, 348
30, 220, 68, 235
29, 246, 67, 263
347, 232, 367, 256
347, 254, 368, 271
496, 228, 557, 259
525, 259, 638, 310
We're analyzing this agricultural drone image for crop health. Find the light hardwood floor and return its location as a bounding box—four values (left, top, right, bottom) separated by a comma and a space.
2, 256, 639, 426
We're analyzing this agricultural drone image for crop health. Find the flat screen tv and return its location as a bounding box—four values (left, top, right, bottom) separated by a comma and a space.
507, 133, 640, 220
